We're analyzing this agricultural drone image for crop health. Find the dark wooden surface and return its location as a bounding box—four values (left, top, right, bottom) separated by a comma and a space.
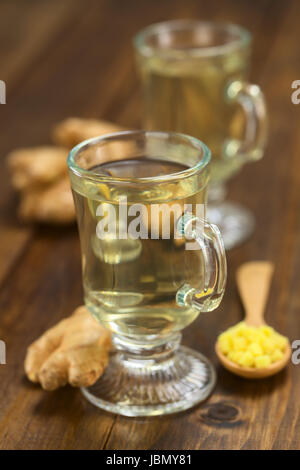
0, 0, 299, 450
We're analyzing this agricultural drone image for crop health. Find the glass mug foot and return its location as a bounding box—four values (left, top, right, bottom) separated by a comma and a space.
81, 334, 216, 417
207, 201, 255, 250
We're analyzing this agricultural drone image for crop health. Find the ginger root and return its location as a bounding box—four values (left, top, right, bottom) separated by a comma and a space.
52, 117, 123, 148
7, 118, 127, 225
25, 306, 112, 391
7, 146, 68, 190
52, 117, 130, 164
7, 145, 75, 224
19, 176, 75, 224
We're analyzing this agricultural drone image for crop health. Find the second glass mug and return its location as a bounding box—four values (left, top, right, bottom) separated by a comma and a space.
134, 20, 268, 249
68, 130, 226, 417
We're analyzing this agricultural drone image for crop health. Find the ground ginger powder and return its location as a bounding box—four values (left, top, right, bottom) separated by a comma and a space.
218, 322, 288, 368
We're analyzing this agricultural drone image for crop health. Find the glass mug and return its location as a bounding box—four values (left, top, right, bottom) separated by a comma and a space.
134, 20, 268, 249
68, 130, 227, 417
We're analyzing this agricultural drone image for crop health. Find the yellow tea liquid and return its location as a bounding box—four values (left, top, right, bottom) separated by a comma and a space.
71, 157, 208, 339
137, 49, 248, 183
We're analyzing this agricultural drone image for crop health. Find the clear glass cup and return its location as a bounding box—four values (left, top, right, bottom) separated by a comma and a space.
134, 20, 268, 249
68, 130, 227, 417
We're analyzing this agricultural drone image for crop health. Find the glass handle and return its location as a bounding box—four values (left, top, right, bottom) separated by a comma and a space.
225, 80, 268, 162
176, 213, 227, 312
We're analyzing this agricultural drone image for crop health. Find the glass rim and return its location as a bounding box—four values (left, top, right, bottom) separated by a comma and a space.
67, 130, 211, 184
133, 19, 251, 59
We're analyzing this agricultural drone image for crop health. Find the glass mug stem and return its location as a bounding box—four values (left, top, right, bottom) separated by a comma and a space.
112, 331, 182, 363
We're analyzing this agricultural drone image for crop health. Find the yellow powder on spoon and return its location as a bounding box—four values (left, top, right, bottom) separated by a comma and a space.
218, 322, 288, 368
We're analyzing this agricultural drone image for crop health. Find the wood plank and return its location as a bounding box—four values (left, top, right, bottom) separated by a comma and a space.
0, 0, 130, 289
0, 0, 89, 289
0, 0, 84, 91
0, 0, 299, 450
0, 229, 113, 450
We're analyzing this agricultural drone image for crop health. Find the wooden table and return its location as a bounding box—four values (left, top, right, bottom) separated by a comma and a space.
0, 0, 299, 450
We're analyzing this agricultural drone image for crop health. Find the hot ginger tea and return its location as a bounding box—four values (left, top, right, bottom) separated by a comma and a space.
135, 33, 250, 183
68, 130, 227, 416
71, 157, 209, 339
134, 22, 267, 251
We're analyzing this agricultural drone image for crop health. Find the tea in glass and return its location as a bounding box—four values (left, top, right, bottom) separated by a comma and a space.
68, 131, 227, 416
134, 21, 268, 249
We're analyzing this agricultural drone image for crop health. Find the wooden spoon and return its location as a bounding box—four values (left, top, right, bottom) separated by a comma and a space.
216, 261, 291, 379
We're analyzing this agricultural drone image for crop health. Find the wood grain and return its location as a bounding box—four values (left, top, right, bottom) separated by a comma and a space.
0, 0, 299, 450
236, 261, 274, 326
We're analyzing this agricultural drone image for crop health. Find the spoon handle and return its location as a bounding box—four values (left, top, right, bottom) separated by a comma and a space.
236, 261, 274, 327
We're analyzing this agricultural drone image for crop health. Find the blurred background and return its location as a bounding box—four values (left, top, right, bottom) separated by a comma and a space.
0, 0, 299, 450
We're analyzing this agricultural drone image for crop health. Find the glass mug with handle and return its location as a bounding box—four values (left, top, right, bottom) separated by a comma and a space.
134, 20, 268, 249
68, 130, 226, 417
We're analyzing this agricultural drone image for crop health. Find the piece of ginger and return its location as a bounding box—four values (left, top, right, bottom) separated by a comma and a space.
52, 117, 133, 164
7, 118, 129, 225
7, 145, 74, 224
218, 322, 288, 369
7, 146, 68, 190
19, 175, 75, 224
52, 117, 124, 148
25, 306, 112, 391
